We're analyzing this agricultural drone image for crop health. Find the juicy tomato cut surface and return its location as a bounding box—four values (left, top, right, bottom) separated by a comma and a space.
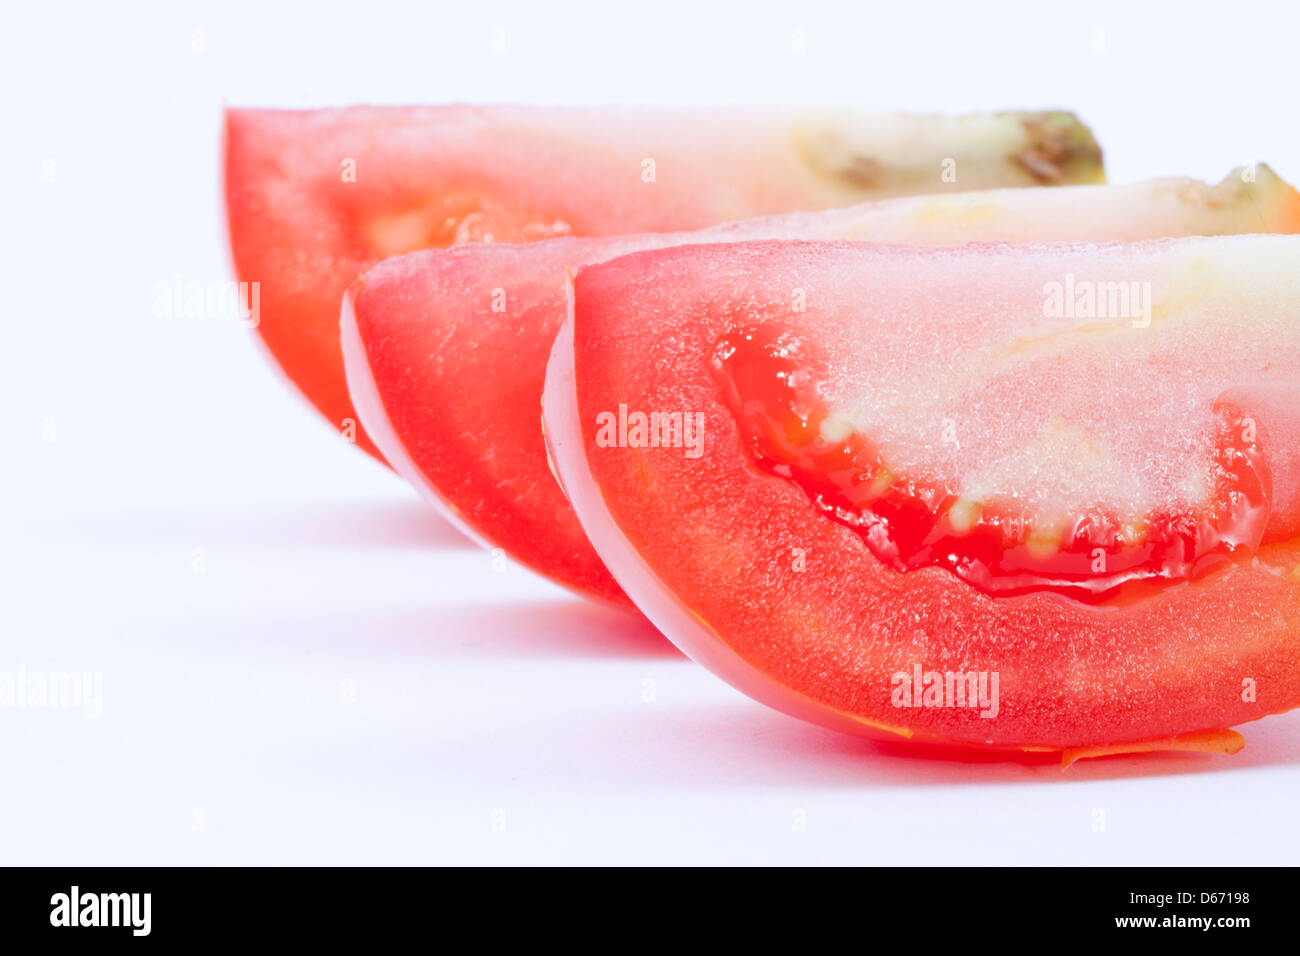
543, 236, 1300, 753
347, 167, 1300, 601
713, 325, 1271, 605
228, 105, 1103, 460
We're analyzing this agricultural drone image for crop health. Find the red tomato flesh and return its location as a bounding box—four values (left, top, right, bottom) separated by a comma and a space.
542, 236, 1300, 754
227, 105, 1102, 460
346, 168, 1300, 603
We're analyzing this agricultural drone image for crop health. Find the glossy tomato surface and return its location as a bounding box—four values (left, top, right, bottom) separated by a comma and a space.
347, 170, 1299, 601
544, 237, 1300, 755
226, 105, 1102, 459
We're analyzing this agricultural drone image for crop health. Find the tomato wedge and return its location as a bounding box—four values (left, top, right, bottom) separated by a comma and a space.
542, 236, 1300, 756
344, 168, 1300, 603
225, 105, 1103, 459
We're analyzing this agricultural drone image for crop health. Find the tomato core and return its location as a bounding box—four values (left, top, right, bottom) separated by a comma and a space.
713, 326, 1269, 604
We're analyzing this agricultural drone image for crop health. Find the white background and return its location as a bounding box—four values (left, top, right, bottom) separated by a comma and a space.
2, 0, 1299, 865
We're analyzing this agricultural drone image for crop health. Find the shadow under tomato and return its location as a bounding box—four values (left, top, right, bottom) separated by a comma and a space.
714, 706, 1300, 786
18, 495, 477, 552
480, 695, 1300, 789
190, 596, 678, 662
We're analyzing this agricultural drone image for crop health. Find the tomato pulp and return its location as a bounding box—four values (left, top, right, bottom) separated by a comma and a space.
345, 168, 1299, 601
543, 236, 1300, 755
713, 324, 1271, 605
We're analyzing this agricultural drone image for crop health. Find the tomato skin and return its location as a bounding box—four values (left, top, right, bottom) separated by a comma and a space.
543, 238, 1300, 753
224, 108, 383, 458
341, 262, 631, 604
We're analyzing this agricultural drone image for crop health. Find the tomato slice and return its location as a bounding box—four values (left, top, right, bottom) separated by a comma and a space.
542, 236, 1300, 754
225, 105, 1105, 460
345, 168, 1300, 603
